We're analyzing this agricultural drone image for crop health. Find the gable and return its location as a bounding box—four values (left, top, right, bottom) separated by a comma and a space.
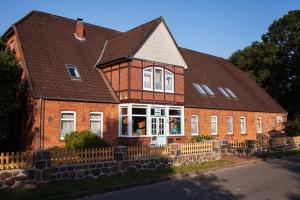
133, 22, 187, 68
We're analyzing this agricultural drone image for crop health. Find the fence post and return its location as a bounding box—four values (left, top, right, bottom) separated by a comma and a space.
34, 150, 51, 182
115, 146, 128, 172
212, 140, 221, 154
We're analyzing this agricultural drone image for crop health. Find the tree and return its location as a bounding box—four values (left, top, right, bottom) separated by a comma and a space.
0, 39, 22, 141
229, 10, 300, 119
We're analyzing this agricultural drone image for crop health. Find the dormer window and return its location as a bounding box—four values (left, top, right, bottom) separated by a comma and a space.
66, 64, 80, 79
143, 67, 153, 90
143, 67, 174, 93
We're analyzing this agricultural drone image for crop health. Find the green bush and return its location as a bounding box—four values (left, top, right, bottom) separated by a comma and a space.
192, 135, 215, 143
64, 130, 107, 149
285, 115, 300, 136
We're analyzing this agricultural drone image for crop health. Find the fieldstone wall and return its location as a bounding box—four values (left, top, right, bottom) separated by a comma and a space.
0, 147, 220, 189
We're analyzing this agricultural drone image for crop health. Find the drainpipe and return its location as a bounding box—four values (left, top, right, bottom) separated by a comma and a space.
38, 97, 43, 150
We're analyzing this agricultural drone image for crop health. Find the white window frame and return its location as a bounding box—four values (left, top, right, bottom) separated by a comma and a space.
118, 104, 184, 137
90, 112, 103, 137
227, 116, 233, 135
240, 116, 247, 134
143, 67, 153, 91
191, 115, 199, 136
66, 64, 81, 79
211, 116, 218, 135
154, 67, 164, 92
168, 108, 182, 136
256, 117, 262, 133
60, 111, 76, 140
165, 70, 174, 93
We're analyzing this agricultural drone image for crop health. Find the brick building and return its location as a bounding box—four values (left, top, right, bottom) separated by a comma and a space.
2, 11, 286, 150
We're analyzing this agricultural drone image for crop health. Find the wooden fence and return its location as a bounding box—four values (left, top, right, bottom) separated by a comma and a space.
128, 145, 170, 159
51, 147, 115, 165
181, 141, 213, 154
0, 151, 33, 170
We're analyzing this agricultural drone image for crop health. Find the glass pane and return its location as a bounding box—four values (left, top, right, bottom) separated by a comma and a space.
121, 116, 128, 135
211, 122, 217, 134
144, 73, 152, 89
169, 109, 181, 116
121, 107, 127, 115
144, 68, 152, 72
132, 107, 146, 115
61, 121, 74, 137
90, 121, 101, 135
151, 118, 157, 135
154, 68, 162, 90
165, 76, 173, 91
227, 117, 232, 133
90, 113, 101, 120
132, 116, 147, 136
62, 113, 74, 119
158, 118, 165, 135
170, 117, 181, 135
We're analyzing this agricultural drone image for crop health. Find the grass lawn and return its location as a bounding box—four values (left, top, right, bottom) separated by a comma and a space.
0, 160, 231, 200
255, 149, 300, 160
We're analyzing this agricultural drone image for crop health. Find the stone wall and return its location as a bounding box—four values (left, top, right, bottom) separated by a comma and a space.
0, 147, 220, 189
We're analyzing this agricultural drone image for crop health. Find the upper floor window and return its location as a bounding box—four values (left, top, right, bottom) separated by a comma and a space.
143, 67, 174, 93
154, 67, 163, 91
165, 70, 174, 92
143, 67, 153, 90
66, 64, 80, 79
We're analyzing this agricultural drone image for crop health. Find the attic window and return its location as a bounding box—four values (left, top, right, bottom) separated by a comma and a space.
66, 64, 80, 79
218, 87, 230, 98
200, 84, 214, 96
192, 83, 206, 95
224, 88, 237, 98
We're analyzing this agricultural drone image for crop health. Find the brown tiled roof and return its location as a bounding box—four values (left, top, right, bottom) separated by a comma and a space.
6, 11, 285, 112
180, 48, 286, 113
99, 17, 162, 65
14, 11, 120, 103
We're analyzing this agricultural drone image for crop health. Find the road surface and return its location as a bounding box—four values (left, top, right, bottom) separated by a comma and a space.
79, 156, 300, 200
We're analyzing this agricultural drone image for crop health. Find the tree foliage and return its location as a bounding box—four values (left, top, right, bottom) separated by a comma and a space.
0, 39, 22, 140
229, 10, 300, 118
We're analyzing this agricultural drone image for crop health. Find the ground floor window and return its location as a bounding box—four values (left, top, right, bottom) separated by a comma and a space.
211, 116, 218, 135
240, 117, 246, 134
191, 115, 198, 135
60, 111, 75, 139
119, 104, 184, 137
227, 116, 233, 135
90, 112, 102, 136
256, 117, 262, 133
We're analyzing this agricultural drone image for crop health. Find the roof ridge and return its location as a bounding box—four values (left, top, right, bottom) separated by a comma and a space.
14, 10, 121, 34
179, 47, 226, 60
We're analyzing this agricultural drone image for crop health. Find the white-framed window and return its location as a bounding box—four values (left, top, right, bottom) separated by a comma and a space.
191, 115, 198, 135
60, 111, 76, 139
143, 67, 153, 90
169, 109, 182, 135
165, 70, 174, 93
66, 64, 80, 79
90, 112, 103, 136
132, 107, 147, 136
154, 67, 164, 91
211, 116, 218, 135
227, 116, 233, 135
240, 117, 246, 134
276, 116, 283, 125
120, 106, 128, 136
256, 117, 262, 133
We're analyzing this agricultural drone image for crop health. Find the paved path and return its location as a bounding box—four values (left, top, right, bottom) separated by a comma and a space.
79, 157, 300, 200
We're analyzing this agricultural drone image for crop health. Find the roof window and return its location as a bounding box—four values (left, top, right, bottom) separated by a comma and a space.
218, 87, 237, 98
193, 83, 214, 96
218, 87, 230, 98
225, 88, 237, 98
193, 83, 206, 95
200, 84, 214, 96
66, 64, 81, 79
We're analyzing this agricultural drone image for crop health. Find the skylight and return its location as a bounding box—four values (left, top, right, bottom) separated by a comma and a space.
218, 87, 230, 98
66, 64, 80, 79
200, 84, 214, 96
225, 88, 237, 98
192, 83, 206, 95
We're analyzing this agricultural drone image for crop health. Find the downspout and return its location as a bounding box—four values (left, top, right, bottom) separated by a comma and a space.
38, 97, 43, 150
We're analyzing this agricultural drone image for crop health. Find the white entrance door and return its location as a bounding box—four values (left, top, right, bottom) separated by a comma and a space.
151, 117, 166, 146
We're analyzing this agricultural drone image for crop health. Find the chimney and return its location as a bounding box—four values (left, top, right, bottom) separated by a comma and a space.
75, 18, 85, 39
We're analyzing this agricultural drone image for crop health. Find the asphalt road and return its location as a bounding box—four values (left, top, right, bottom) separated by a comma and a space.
79, 156, 300, 200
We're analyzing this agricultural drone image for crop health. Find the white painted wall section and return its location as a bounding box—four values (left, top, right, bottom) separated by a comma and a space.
133, 22, 187, 68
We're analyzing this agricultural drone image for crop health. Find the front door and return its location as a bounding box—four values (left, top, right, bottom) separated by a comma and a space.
151, 117, 166, 146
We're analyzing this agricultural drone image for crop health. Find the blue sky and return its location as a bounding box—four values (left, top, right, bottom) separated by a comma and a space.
1, 0, 299, 58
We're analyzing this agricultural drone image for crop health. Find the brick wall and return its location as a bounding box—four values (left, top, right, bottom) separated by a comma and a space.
31, 99, 119, 150
184, 107, 286, 141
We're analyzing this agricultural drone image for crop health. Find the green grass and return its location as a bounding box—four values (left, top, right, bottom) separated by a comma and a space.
255, 149, 300, 160
0, 160, 231, 200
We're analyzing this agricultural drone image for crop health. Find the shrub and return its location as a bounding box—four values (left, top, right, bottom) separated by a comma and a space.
64, 130, 107, 149
192, 135, 215, 143
285, 115, 300, 136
